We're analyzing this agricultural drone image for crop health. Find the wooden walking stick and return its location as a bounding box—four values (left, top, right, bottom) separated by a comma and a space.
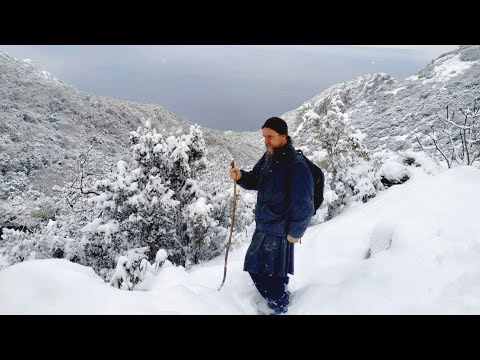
218, 159, 237, 291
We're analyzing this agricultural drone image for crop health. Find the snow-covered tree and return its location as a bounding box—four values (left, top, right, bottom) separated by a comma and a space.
82, 122, 178, 274
300, 90, 383, 220
0, 216, 85, 270
82, 120, 226, 277
0, 171, 62, 231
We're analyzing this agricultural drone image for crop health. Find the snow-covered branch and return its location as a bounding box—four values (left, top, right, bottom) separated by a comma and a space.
417, 102, 480, 167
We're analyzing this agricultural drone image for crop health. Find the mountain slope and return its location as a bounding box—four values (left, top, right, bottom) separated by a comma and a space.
283, 45, 480, 152
0, 52, 262, 196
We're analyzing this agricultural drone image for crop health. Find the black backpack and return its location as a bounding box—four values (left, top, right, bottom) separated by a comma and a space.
296, 149, 325, 215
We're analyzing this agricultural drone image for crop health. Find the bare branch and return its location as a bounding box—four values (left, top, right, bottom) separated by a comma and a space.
415, 135, 425, 150
424, 102, 480, 167
436, 114, 472, 130
423, 129, 451, 167
460, 129, 469, 165
438, 125, 460, 164
470, 151, 480, 165
471, 109, 478, 144
75, 144, 100, 196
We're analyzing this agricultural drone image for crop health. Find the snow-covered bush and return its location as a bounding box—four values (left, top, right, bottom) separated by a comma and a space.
110, 249, 170, 290
399, 149, 443, 175
0, 216, 85, 270
154, 249, 168, 273
110, 256, 135, 290
299, 91, 383, 221
373, 151, 411, 188
0, 171, 62, 231
82, 120, 232, 277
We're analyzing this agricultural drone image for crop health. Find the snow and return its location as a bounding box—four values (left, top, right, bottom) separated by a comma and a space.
423, 54, 477, 84
378, 160, 410, 182
1, 166, 480, 314
41, 70, 53, 80
385, 86, 406, 95
80, 217, 103, 233
394, 134, 410, 141
292, 120, 305, 138
96, 220, 120, 242
187, 197, 212, 216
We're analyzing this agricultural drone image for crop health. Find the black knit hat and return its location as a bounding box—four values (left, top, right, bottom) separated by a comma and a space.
262, 117, 288, 136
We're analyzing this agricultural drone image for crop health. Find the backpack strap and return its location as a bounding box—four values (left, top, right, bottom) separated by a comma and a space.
289, 149, 307, 244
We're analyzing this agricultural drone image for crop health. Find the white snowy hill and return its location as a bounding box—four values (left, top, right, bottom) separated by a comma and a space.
283, 45, 480, 152
2, 164, 479, 315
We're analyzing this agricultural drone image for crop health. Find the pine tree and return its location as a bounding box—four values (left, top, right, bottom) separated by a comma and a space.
301, 91, 381, 220
83, 120, 224, 277
84, 121, 178, 274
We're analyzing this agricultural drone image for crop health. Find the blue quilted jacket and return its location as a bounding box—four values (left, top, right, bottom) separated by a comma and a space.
237, 140, 314, 239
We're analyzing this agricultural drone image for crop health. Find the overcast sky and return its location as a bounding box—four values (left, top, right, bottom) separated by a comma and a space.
0, 45, 459, 131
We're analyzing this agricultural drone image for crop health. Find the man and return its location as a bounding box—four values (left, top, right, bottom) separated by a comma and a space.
229, 116, 314, 314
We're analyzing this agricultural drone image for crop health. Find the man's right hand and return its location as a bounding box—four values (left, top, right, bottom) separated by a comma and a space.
229, 167, 242, 181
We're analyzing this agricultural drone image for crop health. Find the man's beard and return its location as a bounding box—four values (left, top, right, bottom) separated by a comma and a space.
265, 144, 273, 154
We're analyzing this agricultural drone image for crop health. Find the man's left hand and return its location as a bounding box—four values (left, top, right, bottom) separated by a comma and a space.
287, 234, 300, 244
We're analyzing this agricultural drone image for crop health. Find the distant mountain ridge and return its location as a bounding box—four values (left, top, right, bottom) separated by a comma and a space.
283, 45, 479, 152
0, 52, 262, 199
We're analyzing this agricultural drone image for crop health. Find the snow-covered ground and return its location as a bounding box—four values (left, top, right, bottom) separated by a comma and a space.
1, 166, 480, 315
